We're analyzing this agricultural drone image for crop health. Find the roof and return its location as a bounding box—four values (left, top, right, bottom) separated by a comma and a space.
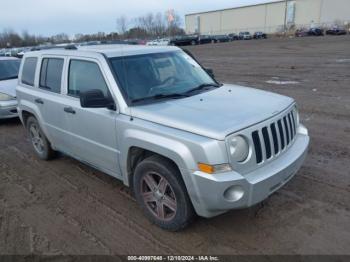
25, 44, 180, 58
186, 0, 283, 16
0, 57, 20, 61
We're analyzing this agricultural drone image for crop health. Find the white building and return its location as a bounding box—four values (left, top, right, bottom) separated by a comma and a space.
185, 0, 350, 34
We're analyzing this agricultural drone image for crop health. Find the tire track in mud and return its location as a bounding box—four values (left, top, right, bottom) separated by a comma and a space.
1, 140, 263, 255
0, 147, 180, 254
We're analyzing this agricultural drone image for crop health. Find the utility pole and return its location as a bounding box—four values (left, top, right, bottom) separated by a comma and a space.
284, 0, 288, 37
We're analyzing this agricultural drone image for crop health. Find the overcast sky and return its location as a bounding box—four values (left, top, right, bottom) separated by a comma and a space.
0, 0, 280, 36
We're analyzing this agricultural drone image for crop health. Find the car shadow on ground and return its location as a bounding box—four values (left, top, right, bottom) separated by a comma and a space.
0, 117, 21, 126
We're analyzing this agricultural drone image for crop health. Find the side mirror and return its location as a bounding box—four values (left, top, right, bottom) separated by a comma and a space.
205, 68, 215, 78
80, 89, 116, 110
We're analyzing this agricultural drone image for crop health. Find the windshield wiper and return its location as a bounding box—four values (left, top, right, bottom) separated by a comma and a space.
184, 83, 221, 95
131, 93, 189, 104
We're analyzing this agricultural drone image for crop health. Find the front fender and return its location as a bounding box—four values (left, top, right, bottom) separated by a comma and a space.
120, 128, 197, 186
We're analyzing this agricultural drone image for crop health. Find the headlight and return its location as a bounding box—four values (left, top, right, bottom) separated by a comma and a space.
229, 135, 249, 162
0, 92, 15, 101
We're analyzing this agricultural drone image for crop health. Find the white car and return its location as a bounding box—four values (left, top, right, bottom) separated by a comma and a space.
146, 40, 157, 46
146, 39, 170, 46
0, 57, 21, 119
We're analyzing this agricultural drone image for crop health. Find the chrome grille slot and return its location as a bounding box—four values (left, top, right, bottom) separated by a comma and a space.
262, 127, 272, 159
277, 120, 285, 150
270, 123, 279, 154
252, 131, 263, 164
283, 116, 290, 145
251, 108, 297, 164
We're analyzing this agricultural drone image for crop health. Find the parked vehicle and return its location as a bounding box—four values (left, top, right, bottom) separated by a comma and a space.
146, 38, 170, 46
169, 35, 199, 46
169, 35, 213, 46
17, 45, 309, 230
0, 57, 21, 119
309, 28, 324, 36
239, 32, 253, 40
253, 32, 267, 39
295, 28, 324, 37
198, 35, 213, 44
326, 27, 347, 35
146, 40, 157, 46
17, 47, 32, 58
211, 35, 231, 43
228, 33, 239, 41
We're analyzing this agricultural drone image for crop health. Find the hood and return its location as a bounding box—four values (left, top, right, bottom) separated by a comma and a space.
131, 84, 294, 140
0, 78, 18, 97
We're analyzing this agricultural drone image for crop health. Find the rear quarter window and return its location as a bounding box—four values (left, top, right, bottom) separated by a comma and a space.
21, 57, 38, 86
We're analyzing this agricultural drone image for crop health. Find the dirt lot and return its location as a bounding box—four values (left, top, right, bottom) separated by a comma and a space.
0, 36, 349, 255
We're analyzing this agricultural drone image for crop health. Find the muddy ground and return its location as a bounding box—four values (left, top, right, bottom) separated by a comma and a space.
0, 36, 349, 255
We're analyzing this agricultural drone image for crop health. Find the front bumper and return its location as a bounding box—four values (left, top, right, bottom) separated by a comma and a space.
186, 130, 309, 218
0, 100, 18, 119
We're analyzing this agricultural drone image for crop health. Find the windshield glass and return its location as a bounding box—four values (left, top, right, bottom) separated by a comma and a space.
109, 51, 216, 103
0, 60, 20, 81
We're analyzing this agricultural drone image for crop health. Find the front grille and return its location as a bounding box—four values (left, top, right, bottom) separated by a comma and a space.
251, 109, 297, 164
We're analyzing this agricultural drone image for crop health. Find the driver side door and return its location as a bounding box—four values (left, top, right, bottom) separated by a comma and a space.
62, 58, 120, 176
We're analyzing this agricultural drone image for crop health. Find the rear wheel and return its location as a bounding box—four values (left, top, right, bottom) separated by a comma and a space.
133, 155, 195, 231
26, 116, 56, 160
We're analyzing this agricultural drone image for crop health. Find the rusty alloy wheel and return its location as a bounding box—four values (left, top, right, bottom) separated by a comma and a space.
140, 172, 177, 221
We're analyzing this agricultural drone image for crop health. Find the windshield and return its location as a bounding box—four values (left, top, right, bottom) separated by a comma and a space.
0, 60, 20, 81
109, 51, 217, 104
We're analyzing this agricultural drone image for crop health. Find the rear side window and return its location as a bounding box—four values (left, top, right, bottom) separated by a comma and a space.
22, 57, 38, 86
68, 60, 109, 97
40, 58, 64, 93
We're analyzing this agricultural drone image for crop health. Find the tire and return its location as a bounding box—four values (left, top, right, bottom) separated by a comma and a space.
190, 40, 196, 46
26, 116, 56, 160
133, 155, 196, 231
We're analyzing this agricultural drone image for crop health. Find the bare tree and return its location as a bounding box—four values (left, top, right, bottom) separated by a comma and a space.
167, 11, 183, 36
154, 12, 166, 36
116, 15, 128, 36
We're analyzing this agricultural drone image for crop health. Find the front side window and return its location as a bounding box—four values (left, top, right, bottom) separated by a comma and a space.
22, 57, 38, 86
68, 60, 109, 97
109, 51, 216, 104
0, 59, 21, 81
40, 58, 64, 93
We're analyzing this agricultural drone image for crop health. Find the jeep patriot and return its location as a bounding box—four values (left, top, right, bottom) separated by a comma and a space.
16, 45, 309, 230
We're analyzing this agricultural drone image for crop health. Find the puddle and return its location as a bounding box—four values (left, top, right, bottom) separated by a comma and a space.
266, 80, 300, 85
336, 59, 350, 63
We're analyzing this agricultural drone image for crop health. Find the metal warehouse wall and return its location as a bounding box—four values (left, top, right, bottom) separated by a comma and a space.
185, 0, 350, 35
320, 0, 350, 24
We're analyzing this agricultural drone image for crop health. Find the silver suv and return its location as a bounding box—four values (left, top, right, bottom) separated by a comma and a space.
16, 45, 309, 231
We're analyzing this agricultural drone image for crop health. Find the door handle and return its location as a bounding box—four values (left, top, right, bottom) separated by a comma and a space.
35, 98, 44, 104
64, 107, 76, 114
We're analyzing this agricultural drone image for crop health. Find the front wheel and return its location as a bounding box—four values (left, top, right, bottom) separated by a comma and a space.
133, 155, 195, 231
26, 116, 56, 160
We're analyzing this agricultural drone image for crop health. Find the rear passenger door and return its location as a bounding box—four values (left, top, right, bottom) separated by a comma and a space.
63, 58, 119, 175
35, 56, 71, 150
